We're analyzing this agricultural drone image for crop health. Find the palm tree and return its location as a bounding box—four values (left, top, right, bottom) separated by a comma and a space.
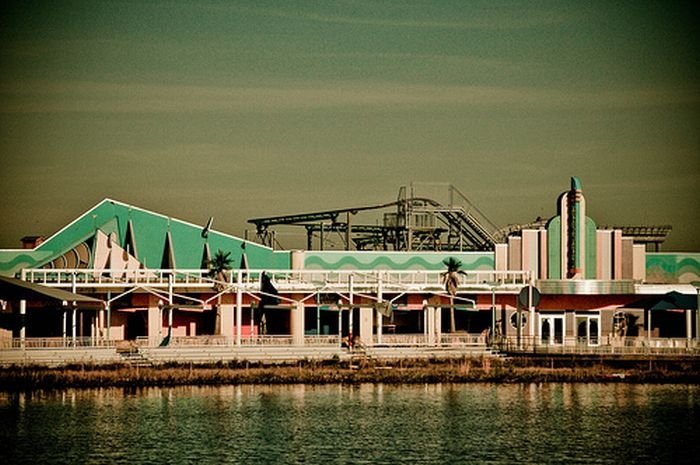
207, 249, 233, 291
207, 249, 233, 334
441, 257, 466, 333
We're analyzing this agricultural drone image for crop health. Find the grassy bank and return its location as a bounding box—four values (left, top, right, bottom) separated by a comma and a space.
2, 357, 699, 391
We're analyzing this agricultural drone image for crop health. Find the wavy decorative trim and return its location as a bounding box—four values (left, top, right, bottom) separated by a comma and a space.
304, 255, 494, 271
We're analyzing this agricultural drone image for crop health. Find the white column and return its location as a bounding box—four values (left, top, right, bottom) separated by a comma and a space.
147, 301, 161, 346
686, 309, 692, 347
337, 302, 343, 348
19, 299, 26, 344
236, 273, 243, 346
72, 307, 77, 345
376, 274, 383, 345
359, 306, 372, 344
348, 275, 354, 340
291, 301, 305, 346
423, 303, 429, 344
98, 308, 105, 341
219, 294, 235, 344
19, 269, 27, 346
433, 306, 442, 344
423, 300, 432, 345
106, 291, 111, 341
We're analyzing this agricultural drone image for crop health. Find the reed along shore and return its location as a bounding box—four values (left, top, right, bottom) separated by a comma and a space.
1, 356, 699, 391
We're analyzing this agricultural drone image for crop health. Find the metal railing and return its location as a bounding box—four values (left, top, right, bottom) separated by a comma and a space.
497, 336, 699, 355
2, 337, 117, 349
2, 334, 698, 356
22, 268, 531, 292
373, 333, 486, 347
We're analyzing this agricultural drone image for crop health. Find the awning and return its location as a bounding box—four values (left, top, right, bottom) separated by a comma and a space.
0, 275, 104, 309
623, 291, 697, 311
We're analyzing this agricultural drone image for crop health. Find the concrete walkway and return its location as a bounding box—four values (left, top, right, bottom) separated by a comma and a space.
0, 344, 500, 367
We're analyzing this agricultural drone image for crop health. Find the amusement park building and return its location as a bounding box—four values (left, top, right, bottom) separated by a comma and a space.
0, 178, 698, 352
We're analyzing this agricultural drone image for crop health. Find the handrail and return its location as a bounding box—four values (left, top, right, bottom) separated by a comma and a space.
21, 268, 532, 290
2, 335, 697, 354
496, 336, 699, 355
2, 337, 117, 349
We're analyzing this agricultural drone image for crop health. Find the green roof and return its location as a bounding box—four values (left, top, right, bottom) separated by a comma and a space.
0, 198, 290, 276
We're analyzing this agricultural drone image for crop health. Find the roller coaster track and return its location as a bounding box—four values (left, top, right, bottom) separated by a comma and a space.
248, 187, 499, 251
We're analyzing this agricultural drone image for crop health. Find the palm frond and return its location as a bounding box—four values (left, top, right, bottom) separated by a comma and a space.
442, 257, 463, 272
207, 249, 233, 278
441, 257, 464, 296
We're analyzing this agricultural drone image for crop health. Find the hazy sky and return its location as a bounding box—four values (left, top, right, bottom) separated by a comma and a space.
1, 0, 698, 251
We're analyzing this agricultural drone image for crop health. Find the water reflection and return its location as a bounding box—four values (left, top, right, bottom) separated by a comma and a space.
1, 384, 698, 464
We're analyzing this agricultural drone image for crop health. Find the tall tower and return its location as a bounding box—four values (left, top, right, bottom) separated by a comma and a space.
547, 177, 596, 279
563, 176, 585, 278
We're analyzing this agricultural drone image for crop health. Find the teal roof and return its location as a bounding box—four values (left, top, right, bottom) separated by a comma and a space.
0, 198, 290, 276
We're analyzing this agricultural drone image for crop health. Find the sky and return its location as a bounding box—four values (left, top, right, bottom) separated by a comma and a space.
1, 0, 698, 251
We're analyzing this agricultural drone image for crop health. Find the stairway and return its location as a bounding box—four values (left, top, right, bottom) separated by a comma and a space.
118, 348, 153, 367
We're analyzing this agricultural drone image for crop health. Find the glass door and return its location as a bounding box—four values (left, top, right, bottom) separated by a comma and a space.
540, 314, 564, 345
576, 314, 600, 346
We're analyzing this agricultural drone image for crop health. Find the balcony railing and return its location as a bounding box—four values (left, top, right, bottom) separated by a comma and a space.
21, 268, 531, 292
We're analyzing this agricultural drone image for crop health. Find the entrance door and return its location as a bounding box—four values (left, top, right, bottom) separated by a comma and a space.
576, 314, 600, 346
540, 314, 564, 345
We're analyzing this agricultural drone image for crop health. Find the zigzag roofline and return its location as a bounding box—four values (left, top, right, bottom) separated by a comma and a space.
10, 197, 273, 253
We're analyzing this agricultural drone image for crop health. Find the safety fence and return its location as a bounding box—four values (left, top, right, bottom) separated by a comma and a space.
497, 336, 699, 355
2, 335, 698, 356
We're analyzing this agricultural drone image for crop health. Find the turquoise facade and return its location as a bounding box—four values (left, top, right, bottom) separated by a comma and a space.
304, 251, 494, 271
547, 216, 562, 279
646, 253, 700, 284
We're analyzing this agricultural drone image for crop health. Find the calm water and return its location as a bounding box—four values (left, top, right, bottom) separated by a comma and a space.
1, 383, 698, 464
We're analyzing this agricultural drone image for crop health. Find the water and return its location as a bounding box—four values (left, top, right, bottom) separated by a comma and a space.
1, 383, 698, 464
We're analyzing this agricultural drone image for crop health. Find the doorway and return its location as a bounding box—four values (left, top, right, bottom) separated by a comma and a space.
540, 314, 564, 345
576, 313, 600, 346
